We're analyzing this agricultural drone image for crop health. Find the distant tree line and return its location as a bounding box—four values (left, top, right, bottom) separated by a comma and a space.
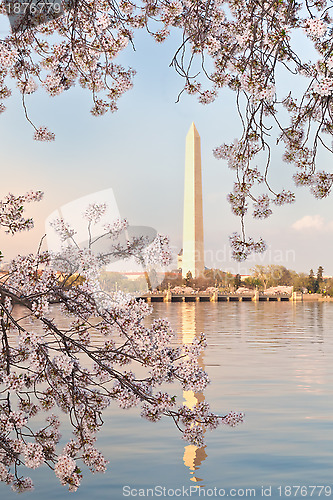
158, 265, 333, 296
248, 265, 325, 293
158, 269, 237, 292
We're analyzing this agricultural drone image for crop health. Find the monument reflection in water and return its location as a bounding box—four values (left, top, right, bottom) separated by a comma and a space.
181, 304, 207, 483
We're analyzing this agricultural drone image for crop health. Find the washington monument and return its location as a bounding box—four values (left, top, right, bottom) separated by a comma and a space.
182, 123, 205, 279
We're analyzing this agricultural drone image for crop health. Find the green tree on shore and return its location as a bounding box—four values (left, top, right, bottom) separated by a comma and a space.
316, 266, 324, 293
234, 274, 242, 290
307, 269, 316, 293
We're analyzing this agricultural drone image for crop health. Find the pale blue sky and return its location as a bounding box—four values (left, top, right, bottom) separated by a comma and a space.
1, 24, 333, 275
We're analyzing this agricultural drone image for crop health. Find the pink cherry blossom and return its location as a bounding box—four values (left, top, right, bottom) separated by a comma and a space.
0, 193, 243, 492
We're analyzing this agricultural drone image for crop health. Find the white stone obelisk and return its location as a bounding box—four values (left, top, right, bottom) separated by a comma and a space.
182, 123, 204, 279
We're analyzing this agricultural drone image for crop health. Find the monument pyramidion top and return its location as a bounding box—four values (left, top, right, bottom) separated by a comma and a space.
187, 122, 200, 136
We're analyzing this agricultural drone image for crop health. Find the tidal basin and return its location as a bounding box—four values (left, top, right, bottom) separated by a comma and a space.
2, 301, 332, 499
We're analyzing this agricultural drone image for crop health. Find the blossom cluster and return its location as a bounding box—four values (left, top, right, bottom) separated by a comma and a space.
222, 411, 245, 427
304, 18, 327, 39
143, 234, 172, 267
83, 203, 107, 224
0, 190, 43, 234
23, 443, 44, 469
0, 195, 243, 493
33, 127, 55, 142
49, 218, 76, 242
54, 455, 81, 491
103, 218, 128, 239
229, 232, 267, 262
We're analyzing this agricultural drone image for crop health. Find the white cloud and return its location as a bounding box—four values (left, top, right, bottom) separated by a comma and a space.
292, 215, 325, 231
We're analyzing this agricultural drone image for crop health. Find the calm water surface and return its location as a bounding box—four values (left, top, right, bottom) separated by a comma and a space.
2, 302, 332, 499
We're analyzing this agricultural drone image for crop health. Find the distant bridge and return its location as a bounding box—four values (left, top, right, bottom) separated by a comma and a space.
136, 291, 302, 303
